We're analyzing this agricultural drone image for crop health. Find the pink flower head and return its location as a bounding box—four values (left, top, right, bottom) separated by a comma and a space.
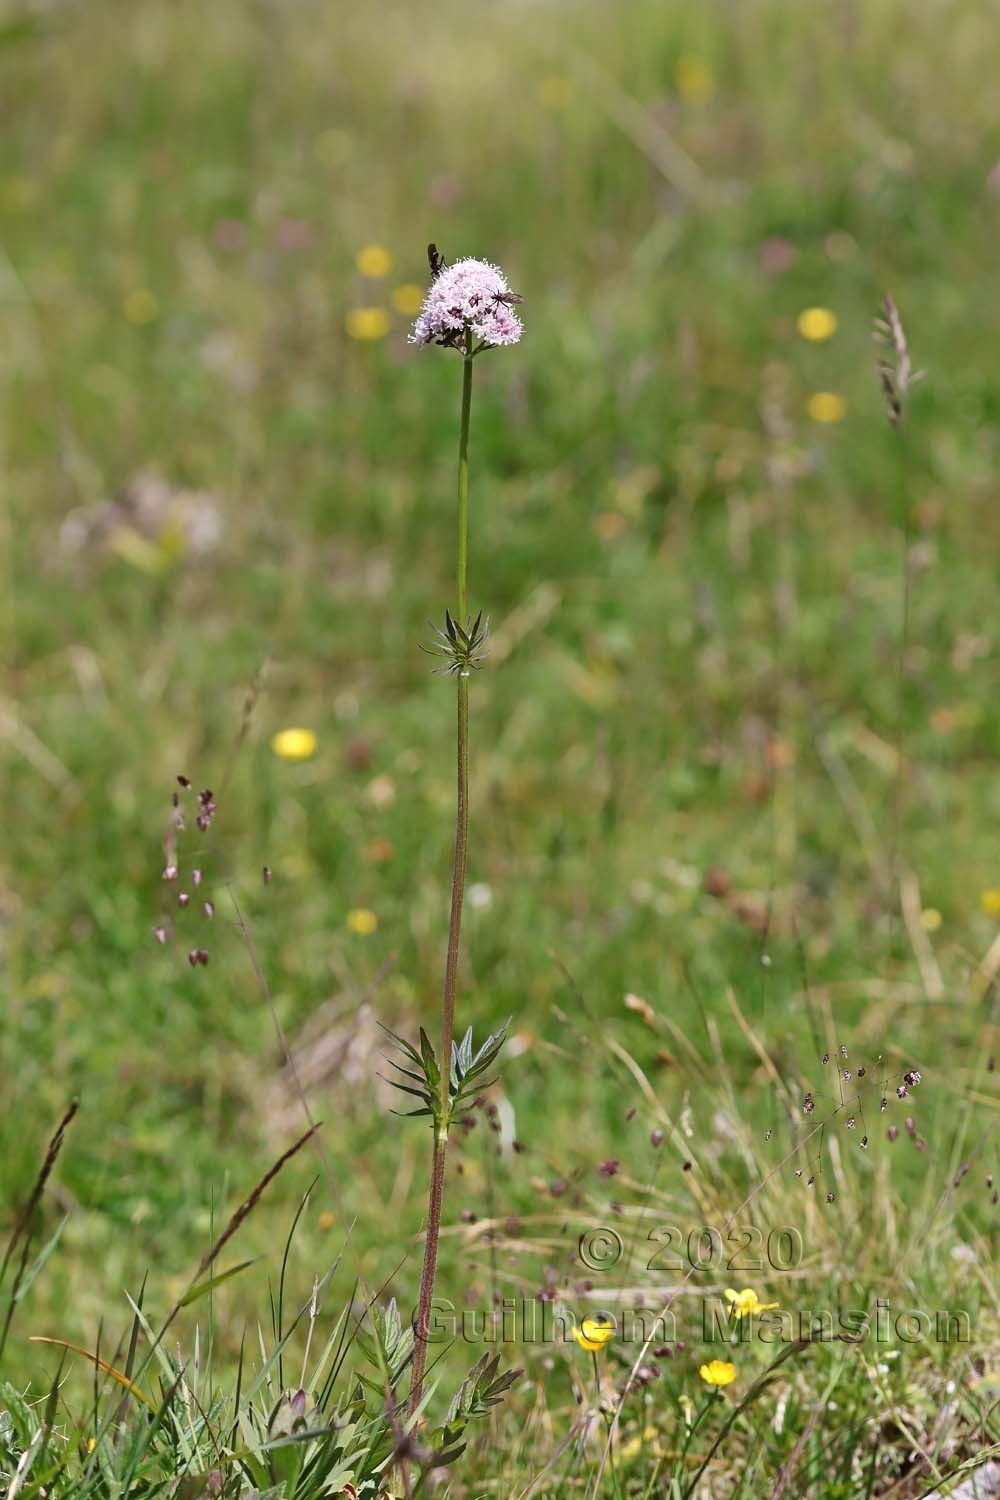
410, 256, 523, 350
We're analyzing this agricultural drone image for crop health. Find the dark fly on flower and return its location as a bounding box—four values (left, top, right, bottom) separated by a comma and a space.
490, 289, 524, 308
427, 242, 448, 278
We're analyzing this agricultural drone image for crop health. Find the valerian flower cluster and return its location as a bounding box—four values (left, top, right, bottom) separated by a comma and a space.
410, 256, 523, 350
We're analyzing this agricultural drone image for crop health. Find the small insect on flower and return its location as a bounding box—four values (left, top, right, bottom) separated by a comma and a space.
572, 1314, 615, 1352
699, 1359, 736, 1388
724, 1288, 779, 1320
488, 288, 525, 309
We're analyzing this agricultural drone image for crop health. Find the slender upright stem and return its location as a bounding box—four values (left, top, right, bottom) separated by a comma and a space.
456, 335, 473, 621
593, 1353, 622, 1500
409, 343, 474, 1415
886, 428, 909, 957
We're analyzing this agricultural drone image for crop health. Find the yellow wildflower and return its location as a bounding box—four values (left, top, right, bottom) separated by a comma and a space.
921, 907, 942, 932
619, 1426, 658, 1461
572, 1314, 615, 1352
807, 391, 846, 423
724, 1287, 779, 1319
538, 74, 574, 111
347, 908, 378, 936
123, 289, 159, 325
356, 244, 392, 278
108, 525, 172, 576
981, 889, 1000, 917
674, 54, 715, 105
797, 306, 838, 342
699, 1359, 736, 1388
346, 307, 390, 341
392, 283, 425, 316
271, 727, 318, 761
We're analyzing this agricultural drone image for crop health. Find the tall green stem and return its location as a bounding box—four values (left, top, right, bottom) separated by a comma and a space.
409, 341, 474, 1415
457, 336, 473, 621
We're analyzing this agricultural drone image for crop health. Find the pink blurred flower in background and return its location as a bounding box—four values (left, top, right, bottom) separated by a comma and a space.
759, 236, 798, 274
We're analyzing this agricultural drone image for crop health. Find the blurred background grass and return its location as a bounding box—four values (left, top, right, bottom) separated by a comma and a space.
2, 0, 999, 1400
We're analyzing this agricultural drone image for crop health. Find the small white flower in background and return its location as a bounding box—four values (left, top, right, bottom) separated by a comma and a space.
410, 256, 523, 349
467, 882, 493, 911
366, 774, 396, 809
772, 1393, 787, 1435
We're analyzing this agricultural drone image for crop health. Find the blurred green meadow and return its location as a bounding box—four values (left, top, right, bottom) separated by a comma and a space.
3, 0, 1000, 1488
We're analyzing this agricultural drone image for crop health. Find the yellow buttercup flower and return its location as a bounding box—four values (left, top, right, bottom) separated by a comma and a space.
674, 54, 715, 105
921, 907, 942, 932
346, 307, 390, 342
123, 289, 159, 325
724, 1287, 779, 1320
797, 306, 838, 342
807, 391, 846, 424
347, 908, 378, 936
619, 1426, 658, 1461
271, 727, 318, 761
538, 74, 574, 111
699, 1359, 736, 1388
356, 244, 392, 278
981, 888, 1000, 917
392, 283, 425, 316
572, 1314, 615, 1352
